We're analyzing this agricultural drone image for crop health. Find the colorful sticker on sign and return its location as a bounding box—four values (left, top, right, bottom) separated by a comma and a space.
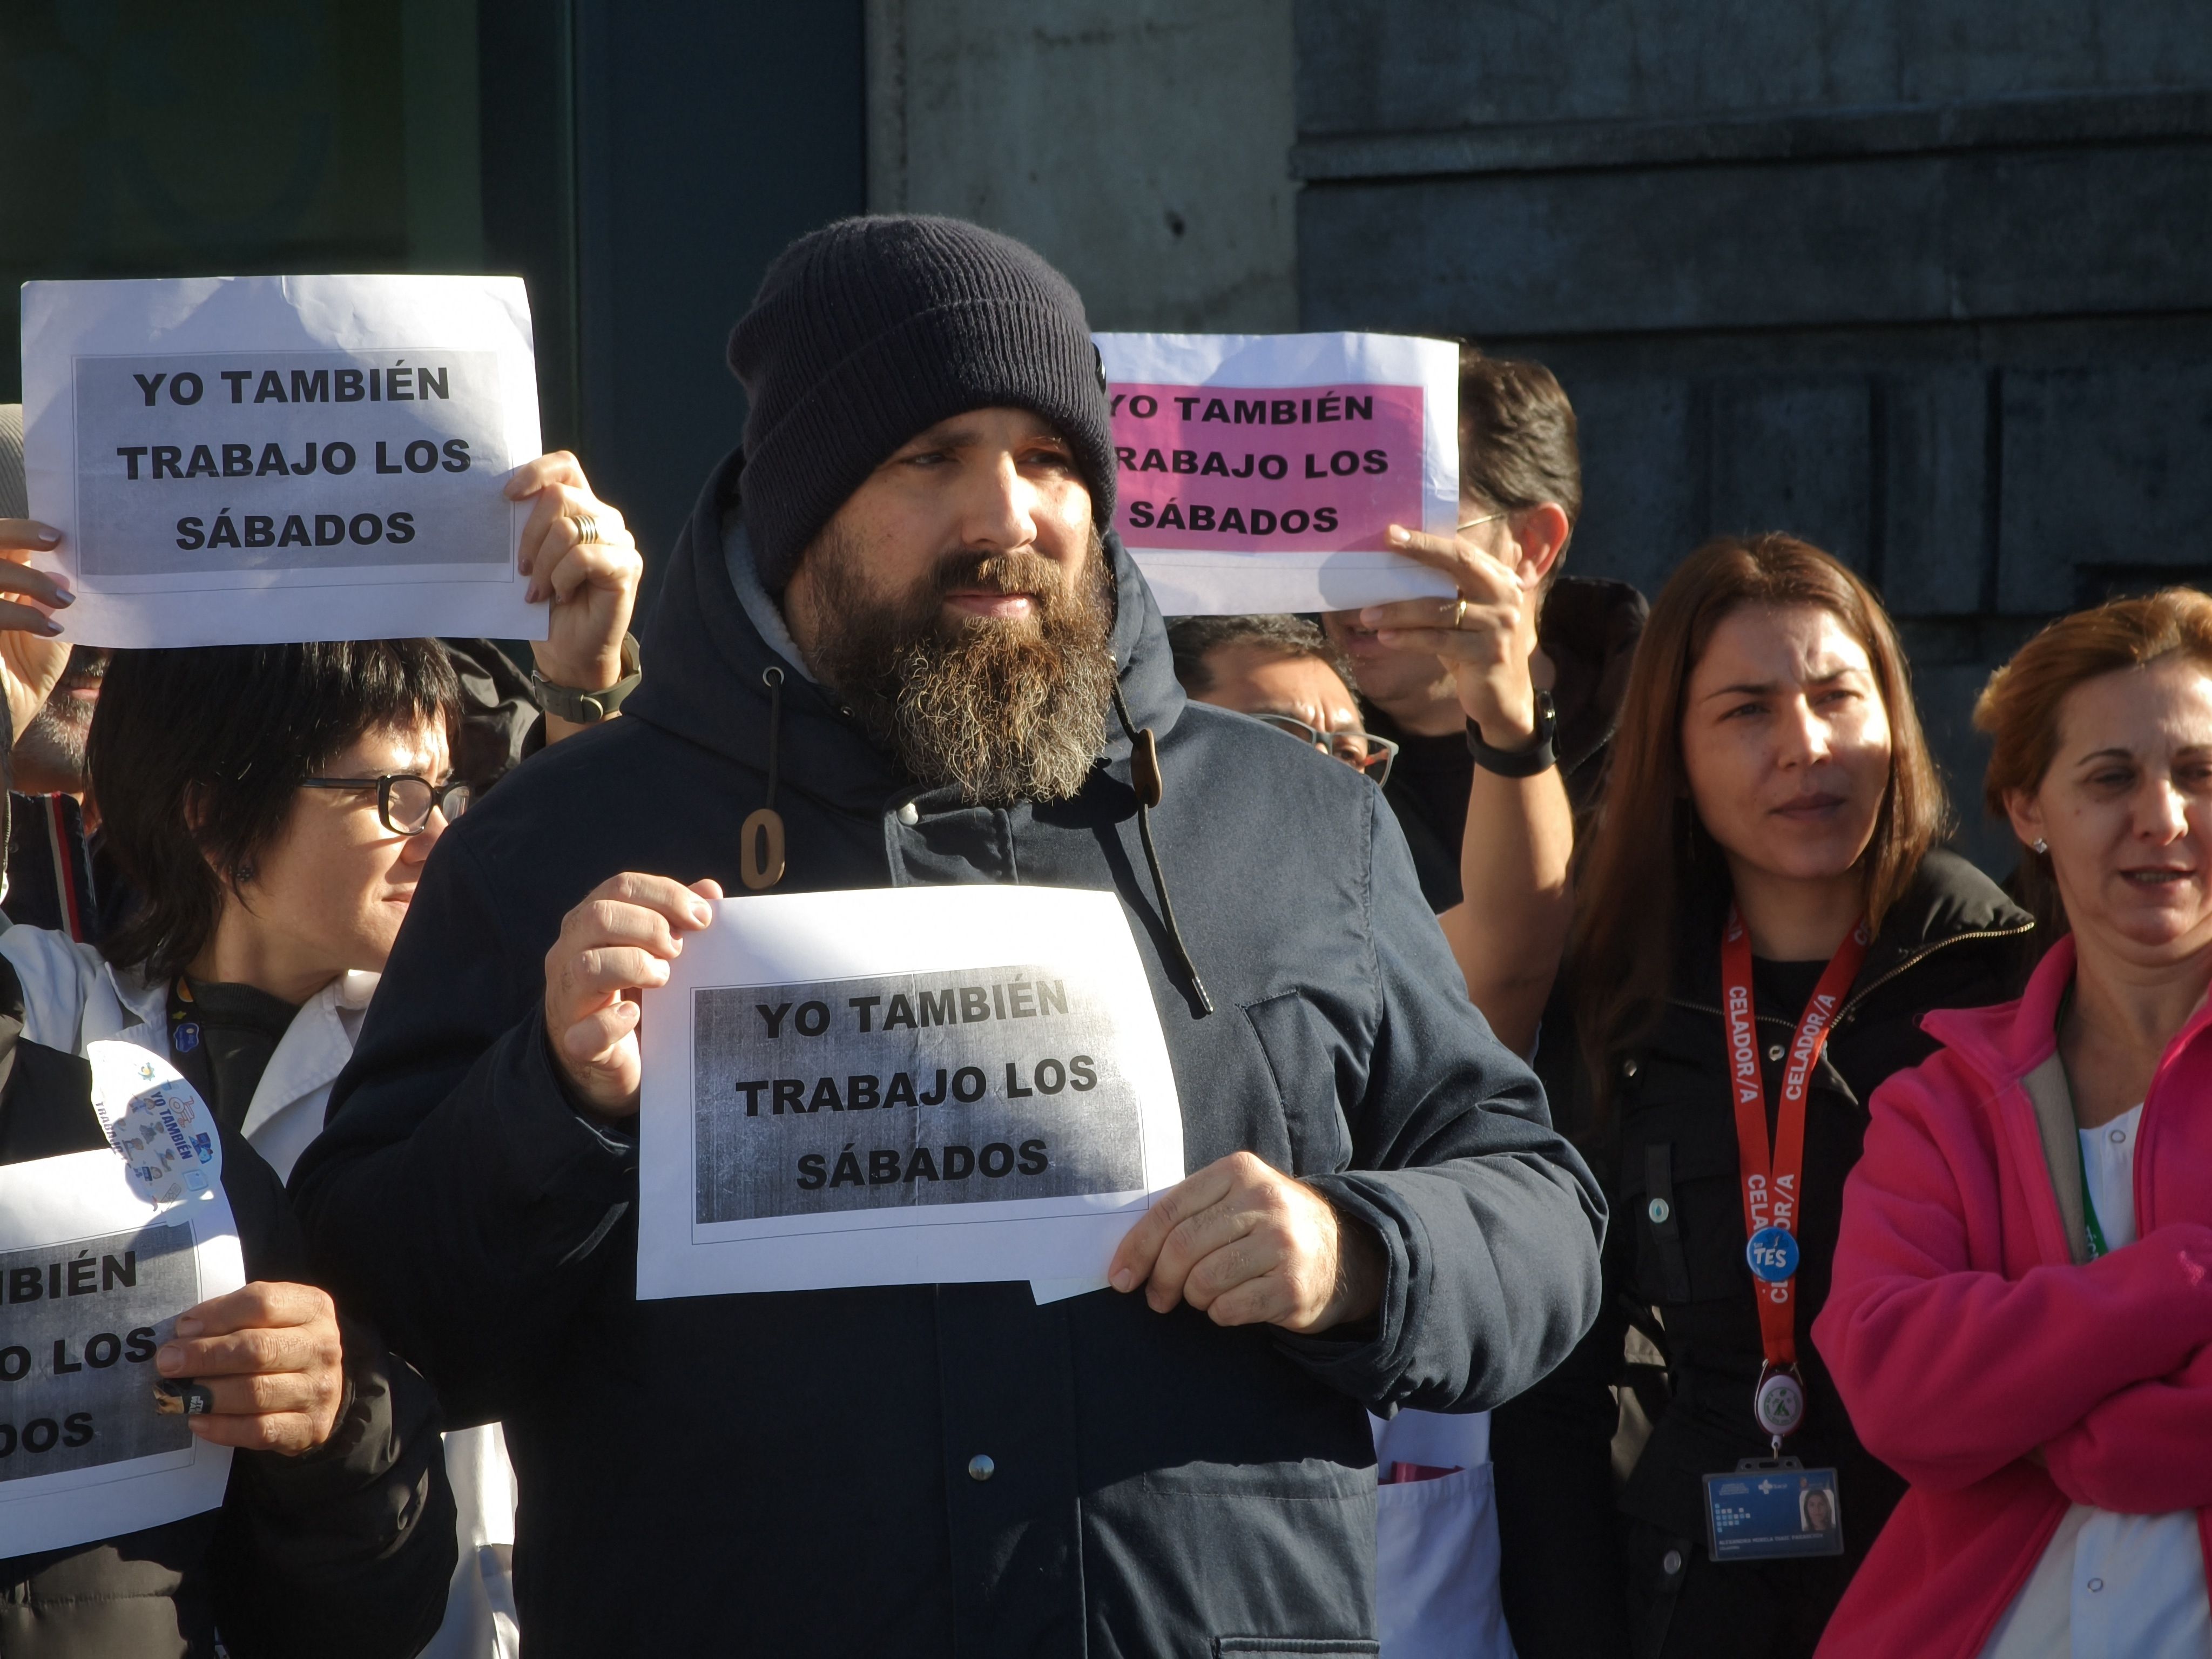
84, 1042, 222, 1206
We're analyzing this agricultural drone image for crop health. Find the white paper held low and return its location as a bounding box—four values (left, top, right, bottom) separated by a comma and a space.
0, 1042, 244, 1557
637, 885, 1186, 1299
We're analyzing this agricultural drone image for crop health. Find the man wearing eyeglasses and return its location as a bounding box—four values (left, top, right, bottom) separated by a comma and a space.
1167, 615, 1399, 784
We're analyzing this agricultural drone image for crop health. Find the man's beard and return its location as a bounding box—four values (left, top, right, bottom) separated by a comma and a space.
10, 646, 105, 794
801, 528, 1118, 807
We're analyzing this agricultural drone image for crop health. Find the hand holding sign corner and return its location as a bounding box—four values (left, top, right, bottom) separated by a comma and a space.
0, 517, 78, 744
545, 873, 724, 1115
153, 1280, 344, 1454
1360, 517, 1566, 748
1107, 1151, 1384, 1335
507, 451, 643, 720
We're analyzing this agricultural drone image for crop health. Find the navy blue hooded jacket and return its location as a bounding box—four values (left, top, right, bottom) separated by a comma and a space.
291, 449, 1605, 1658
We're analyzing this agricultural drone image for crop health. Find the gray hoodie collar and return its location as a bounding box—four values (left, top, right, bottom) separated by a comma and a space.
721, 512, 818, 684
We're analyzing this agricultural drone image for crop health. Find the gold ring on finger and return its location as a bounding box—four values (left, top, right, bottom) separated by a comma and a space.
570, 512, 602, 544
1453, 597, 1469, 631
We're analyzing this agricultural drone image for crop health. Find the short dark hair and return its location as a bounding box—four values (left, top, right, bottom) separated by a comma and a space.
92, 642, 462, 980
1460, 348, 1581, 526
1166, 614, 1354, 698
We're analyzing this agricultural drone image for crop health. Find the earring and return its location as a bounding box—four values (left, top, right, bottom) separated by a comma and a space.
2032, 839, 2048, 855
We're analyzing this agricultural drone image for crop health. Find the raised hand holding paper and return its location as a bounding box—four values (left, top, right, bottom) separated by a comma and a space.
1095, 331, 1460, 615
637, 885, 1185, 1298
19, 274, 544, 646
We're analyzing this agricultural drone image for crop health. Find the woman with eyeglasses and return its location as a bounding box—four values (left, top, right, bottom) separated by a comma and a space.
0, 638, 469, 1658
0, 448, 637, 1176
1168, 598, 1539, 1659
0, 641, 467, 1166
0, 453, 639, 1659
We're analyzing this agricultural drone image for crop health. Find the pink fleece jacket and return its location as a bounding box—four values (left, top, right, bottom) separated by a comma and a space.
1811, 935, 2212, 1658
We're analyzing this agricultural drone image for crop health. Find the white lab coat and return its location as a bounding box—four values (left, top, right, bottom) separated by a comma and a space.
0, 921, 520, 1659
1371, 1408, 1517, 1659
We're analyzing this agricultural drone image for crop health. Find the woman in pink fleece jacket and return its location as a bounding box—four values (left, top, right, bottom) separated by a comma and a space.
1816, 588, 2212, 1658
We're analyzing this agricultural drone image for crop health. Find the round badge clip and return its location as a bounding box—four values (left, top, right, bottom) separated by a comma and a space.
1755, 1364, 1808, 1447
1746, 1225, 1800, 1283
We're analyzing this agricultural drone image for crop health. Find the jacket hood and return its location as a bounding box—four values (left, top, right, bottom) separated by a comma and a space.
627, 444, 1187, 819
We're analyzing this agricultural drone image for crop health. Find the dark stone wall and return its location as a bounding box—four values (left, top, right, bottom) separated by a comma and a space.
491, 0, 866, 609
1293, 1, 2212, 869
1, 1, 865, 613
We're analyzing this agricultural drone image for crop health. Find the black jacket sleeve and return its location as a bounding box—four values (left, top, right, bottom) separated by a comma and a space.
291, 831, 638, 1426
1275, 790, 1608, 1414
1489, 992, 1634, 1657
212, 1144, 458, 1659
1490, 1187, 1635, 1657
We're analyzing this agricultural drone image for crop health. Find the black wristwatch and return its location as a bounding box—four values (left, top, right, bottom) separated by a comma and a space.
531, 632, 642, 724
1467, 689, 1557, 778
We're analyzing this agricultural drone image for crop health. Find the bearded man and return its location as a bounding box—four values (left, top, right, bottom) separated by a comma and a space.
294, 216, 1603, 1658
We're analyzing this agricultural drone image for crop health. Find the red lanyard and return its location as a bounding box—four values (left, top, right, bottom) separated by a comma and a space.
1722, 906, 1867, 1442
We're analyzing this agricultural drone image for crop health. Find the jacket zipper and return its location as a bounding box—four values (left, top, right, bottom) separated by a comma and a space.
1668, 920, 2035, 1028
2114, 993, 2212, 1236
1830, 920, 2035, 1024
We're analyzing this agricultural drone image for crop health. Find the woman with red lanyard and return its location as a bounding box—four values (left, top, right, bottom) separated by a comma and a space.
1815, 589, 2212, 1658
1489, 534, 2036, 1658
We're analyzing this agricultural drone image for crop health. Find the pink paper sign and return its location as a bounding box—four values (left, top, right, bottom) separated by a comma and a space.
1109, 382, 1424, 552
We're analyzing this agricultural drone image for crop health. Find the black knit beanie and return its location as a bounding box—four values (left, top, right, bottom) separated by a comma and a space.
727, 215, 1116, 591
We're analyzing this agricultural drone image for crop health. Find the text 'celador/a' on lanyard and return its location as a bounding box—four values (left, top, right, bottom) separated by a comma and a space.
1721, 906, 1868, 1444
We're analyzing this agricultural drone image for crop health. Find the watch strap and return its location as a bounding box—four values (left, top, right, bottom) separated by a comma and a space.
532, 633, 642, 724
1467, 688, 1557, 778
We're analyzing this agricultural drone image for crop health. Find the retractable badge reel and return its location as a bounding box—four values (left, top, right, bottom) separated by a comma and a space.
1746, 1224, 1806, 1446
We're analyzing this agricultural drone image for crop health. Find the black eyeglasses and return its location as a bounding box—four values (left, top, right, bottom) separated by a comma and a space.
1250, 714, 1399, 786
300, 774, 471, 834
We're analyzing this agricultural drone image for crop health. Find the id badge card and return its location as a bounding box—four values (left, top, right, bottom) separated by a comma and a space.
1703, 1459, 1844, 1562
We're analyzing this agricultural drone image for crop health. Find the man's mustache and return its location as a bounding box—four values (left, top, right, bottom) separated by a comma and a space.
928, 550, 1066, 601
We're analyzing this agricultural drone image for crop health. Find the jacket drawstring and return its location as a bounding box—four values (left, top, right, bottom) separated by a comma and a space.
741, 666, 788, 890
1110, 678, 1214, 1018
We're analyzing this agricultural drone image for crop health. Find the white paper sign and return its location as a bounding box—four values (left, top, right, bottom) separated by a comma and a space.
0, 1123, 242, 1557
1095, 331, 1460, 615
20, 274, 545, 646
638, 885, 1186, 1299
